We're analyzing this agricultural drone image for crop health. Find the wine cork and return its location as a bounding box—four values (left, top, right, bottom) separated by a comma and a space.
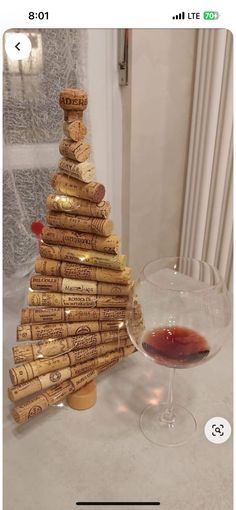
9, 354, 70, 385
67, 338, 130, 366
21, 307, 64, 325
8, 378, 42, 402
42, 227, 120, 254
97, 359, 119, 374
59, 89, 88, 111
64, 110, 83, 122
17, 319, 126, 342
67, 380, 97, 410
59, 139, 90, 163
28, 291, 129, 308
8, 367, 71, 402
51, 173, 105, 203
35, 257, 132, 284
70, 349, 124, 378
21, 307, 127, 324
39, 244, 126, 270
62, 280, 130, 296
30, 275, 131, 296
12, 393, 50, 424
46, 212, 112, 238
9, 340, 132, 385
63, 307, 127, 322
63, 120, 87, 141
59, 158, 96, 183
13, 330, 128, 363
12, 370, 96, 424
123, 345, 136, 357
12, 349, 140, 422
9, 346, 135, 402
30, 275, 63, 293
35, 257, 61, 276
47, 194, 111, 219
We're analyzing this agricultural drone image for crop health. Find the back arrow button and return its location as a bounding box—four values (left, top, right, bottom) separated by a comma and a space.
5, 34, 32, 60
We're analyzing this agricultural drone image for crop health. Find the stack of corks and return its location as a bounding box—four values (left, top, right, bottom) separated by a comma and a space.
8, 88, 135, 425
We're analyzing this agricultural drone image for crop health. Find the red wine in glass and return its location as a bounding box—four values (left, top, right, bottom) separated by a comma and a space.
142, 325, 210, 368
127, 257, 231, 446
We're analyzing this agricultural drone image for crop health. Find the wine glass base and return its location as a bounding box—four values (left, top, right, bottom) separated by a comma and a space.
140, 402, 197, 447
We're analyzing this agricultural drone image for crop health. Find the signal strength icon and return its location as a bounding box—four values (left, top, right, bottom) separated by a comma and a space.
172, 11, 185, 19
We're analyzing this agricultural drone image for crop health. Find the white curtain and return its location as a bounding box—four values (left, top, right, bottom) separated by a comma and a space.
3, 29, 88, 275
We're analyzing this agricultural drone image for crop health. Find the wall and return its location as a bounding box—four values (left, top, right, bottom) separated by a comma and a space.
122, 29, 197, 276
87, 29, 123, 237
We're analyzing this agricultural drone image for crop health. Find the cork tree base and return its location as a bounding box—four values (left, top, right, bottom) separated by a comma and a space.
66, 380, 97, 410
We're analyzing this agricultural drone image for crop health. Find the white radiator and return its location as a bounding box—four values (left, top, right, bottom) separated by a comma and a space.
180, 29, 233, 290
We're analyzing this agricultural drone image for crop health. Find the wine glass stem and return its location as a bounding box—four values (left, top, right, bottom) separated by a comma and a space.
160, 368, 176, 426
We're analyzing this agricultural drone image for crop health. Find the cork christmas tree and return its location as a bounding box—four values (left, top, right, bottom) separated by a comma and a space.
8, 88, 136, 424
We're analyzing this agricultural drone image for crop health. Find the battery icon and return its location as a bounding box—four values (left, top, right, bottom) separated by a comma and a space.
203, 11, 220, 19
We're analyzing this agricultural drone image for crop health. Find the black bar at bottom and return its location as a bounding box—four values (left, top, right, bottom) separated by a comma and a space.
76, 504, 160, 506
76, 501, 161, 506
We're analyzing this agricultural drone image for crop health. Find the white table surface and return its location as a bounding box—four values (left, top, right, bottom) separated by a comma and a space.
3, 275, 233, 510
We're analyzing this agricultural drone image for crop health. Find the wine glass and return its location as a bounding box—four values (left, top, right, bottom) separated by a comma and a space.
127, 257, 231, 447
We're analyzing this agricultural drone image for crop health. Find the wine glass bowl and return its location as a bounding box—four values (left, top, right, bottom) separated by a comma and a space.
127, 257, 231, 446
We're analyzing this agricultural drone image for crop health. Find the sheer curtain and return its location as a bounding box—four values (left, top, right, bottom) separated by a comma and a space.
3, 29, 88, 276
